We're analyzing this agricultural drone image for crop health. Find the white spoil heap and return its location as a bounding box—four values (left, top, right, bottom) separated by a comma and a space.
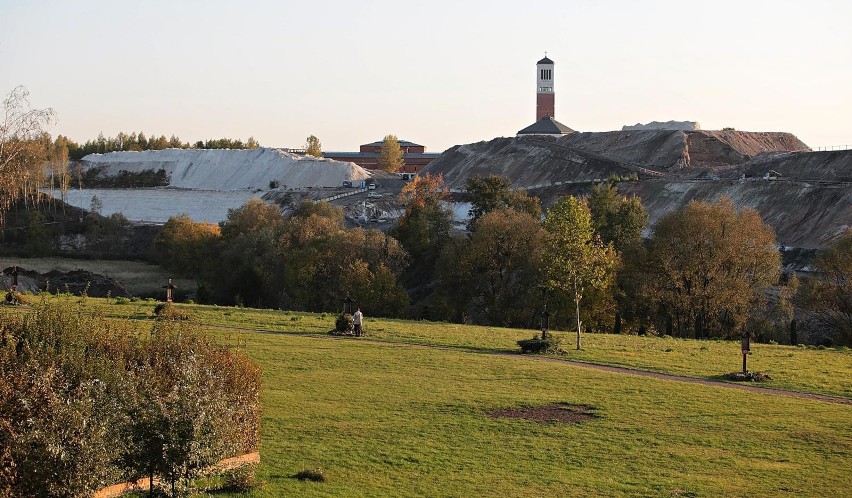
81, 147, 372, 190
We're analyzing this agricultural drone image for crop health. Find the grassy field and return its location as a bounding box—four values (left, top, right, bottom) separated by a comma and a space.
85, 300, 852, 399
236, 331, 850, 497
0, 256, 194, 296
4, 298, 850, 496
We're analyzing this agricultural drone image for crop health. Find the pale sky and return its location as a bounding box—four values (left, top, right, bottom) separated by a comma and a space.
2, 0, 850, 152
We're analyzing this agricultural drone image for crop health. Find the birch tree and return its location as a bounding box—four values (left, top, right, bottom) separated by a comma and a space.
542, 196, 618, 349
0, 86, 54, 222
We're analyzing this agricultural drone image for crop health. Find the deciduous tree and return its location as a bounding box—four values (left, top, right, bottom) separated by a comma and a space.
588, 182, 647, 252
0, 86, 54, 222
154, 214, 222, 278
455, 208, 545, 326
304, 134, 322, 157
392, 174, 453, 286
644, 198, 780, 339
377, 134, 404, 173
798, 230, 852, 345
542, 196, 618, 349
465, 175, 541, 228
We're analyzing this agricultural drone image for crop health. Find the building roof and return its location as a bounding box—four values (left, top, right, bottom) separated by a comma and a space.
517, 117, 575, 136
537, 56, 554, 65
324, 152, 441, 159
362, 139, 423, 148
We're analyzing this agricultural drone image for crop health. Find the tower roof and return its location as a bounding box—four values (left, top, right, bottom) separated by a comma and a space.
517, 116, 575, 136
537, 56, 554, 65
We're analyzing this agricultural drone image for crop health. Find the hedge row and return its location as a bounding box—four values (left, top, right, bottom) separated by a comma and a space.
0, 299, 261, 497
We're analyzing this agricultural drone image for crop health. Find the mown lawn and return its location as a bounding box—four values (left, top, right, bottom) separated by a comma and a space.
89, 299, 852, 399
3, 298, 850, 496
228, 331, 850, 497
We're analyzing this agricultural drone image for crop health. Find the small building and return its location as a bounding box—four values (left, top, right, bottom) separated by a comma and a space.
517, 55, 575, 137
324, 139, 441, 173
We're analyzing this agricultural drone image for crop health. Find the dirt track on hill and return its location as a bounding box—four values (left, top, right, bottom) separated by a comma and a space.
201, 323, 852, 406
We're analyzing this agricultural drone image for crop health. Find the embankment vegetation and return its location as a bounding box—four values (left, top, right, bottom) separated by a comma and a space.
0, 299, 260, 496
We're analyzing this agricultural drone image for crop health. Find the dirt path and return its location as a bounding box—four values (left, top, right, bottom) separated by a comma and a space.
202, 323, 852, 406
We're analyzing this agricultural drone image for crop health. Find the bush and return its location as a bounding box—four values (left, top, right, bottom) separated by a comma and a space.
723, 371, 771, 382
294, 468, 326, 482
219, 464, 260, 492
0, 298, 261, 497
153, 302, 190, 320
335, 313, 354, 332
517, 334, 562, 354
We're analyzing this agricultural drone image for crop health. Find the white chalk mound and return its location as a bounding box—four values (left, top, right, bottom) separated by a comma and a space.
81, 148, 372, 190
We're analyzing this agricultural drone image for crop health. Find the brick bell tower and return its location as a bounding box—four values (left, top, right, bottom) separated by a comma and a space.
536, 54, 555, 121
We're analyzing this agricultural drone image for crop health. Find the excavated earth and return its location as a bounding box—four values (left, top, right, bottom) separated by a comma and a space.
422, 130, 850, 251
2, 267, 132, 298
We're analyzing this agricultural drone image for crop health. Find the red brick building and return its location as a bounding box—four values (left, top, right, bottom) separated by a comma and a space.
324, 139, 440, 173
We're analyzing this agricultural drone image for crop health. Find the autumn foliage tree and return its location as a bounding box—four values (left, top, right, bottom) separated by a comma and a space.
377, 134, 404, 173
391, 174, 453, 287
644, 198, 780, 339
154, 214, 222, 279
465, 175, 541, 228
304, 134, 322, 157
0, 86, 54, 223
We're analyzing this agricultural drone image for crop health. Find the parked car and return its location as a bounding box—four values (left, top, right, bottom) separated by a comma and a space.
367, 192, 383, 199
342, 180, 353, 188
367, 183, 377, 190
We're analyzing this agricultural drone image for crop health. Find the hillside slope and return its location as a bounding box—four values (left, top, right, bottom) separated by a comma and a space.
425, 130, 848, 250
424, 130, 811, 189
81, 148, 372, 190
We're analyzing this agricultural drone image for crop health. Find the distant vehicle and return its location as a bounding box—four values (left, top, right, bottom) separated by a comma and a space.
342, 180, 353, 188
367, 192, 383, 199
367, 183, 377, 190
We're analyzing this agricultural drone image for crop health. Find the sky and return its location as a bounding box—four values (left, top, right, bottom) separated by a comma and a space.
2, 0, 851, 153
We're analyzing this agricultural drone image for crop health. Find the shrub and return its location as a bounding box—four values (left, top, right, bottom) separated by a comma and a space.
294, 468, 326, 482
219, 464, 261, 492
336, 313, 354, 332
723, 371, 771, 382
517, 334, 562, 354
115, 296, 130, 305
0, 298, 261, 497
153, 302, 190, 320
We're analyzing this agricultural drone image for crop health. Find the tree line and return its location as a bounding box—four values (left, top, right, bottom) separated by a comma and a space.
63, 132, 260, 160
152, 173, 850, 347
2, 86, 849, 346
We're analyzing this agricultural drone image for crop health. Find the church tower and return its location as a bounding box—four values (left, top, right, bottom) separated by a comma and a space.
536, 55, 555, 121
517, 53, 574, 136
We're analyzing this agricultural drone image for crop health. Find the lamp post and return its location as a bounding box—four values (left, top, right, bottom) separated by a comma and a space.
741, 333, 751, 374
540, 306, 550, 340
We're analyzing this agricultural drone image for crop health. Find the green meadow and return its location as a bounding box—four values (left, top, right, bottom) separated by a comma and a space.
8, 298, 850, 496
97, 300, 852, 399
236, 329, 851, 497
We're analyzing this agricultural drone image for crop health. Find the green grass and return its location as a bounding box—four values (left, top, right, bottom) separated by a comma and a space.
4, 298, 850, 496
84, 300, 852, 399
233, 332, 851, 497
